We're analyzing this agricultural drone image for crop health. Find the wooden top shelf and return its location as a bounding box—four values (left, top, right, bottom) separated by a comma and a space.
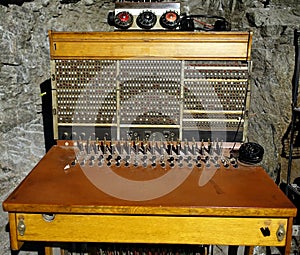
48, 31, 253, 60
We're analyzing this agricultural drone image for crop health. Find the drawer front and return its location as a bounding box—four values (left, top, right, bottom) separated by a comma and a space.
16, 213, 287, 246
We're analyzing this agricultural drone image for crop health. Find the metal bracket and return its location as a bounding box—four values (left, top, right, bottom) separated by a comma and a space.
276, 224, 286, 242
17, 216, 26, 236
42, 213, 56, 222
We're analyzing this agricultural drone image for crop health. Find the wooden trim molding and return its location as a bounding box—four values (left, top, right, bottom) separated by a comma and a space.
48, 31, 253, 60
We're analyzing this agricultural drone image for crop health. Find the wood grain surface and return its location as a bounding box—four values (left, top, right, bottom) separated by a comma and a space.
48, 31, 252, 60
3, 145, 296, 217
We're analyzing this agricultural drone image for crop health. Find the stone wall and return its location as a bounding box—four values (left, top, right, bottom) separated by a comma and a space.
0, 0, 299, 254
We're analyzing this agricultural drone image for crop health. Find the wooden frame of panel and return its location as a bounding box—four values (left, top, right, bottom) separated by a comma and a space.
13, 213, 289, 246
49, 31, 253, 142
48, 31, 252, 60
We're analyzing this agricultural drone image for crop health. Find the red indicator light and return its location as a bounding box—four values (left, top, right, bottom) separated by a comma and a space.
118, 12, 130, 22
160, 11, 180, 29
165, 12, 177, 22
114, 11, 133, 29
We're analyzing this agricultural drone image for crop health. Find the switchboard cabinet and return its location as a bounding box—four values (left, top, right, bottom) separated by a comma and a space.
2, 31, 296, 255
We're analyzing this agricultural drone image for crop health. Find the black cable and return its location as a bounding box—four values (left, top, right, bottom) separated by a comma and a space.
230, 81, 265, 165
230, 83, 249, 152
287, 29, 300, 188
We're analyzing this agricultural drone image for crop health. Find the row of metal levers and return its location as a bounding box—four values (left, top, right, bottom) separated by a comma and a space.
67, 139, 239, 169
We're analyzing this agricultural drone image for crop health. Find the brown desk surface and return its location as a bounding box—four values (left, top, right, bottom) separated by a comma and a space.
2, 145, 296, 218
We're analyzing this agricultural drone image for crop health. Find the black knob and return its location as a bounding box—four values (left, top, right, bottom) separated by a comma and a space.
107, 11, 115, 26
62, 132, 69, 140
114, 11, 133, 29
136, 11, 157, 29
160, 11, 180, 29
180, 16, 195, 31
168, 156, 175, 162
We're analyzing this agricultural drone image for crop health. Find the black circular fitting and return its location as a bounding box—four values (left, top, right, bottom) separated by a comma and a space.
160, 11, 180, 29
114, 11, 133, 29
107, 11, 115, 26
238, 142, 264, 164
136, 11, 157, 29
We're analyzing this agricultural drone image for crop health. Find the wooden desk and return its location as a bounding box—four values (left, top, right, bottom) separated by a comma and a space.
2, 145, 296, 254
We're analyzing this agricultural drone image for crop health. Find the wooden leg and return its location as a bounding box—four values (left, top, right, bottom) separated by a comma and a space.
45, 246, 53, 255
244, 246, 254, 255
284, 217, 294, 255
8, 213, 24, 251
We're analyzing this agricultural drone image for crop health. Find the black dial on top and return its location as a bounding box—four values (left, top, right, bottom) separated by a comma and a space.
136, 11, 157, 29
160, 11, 180, 29
114, 11, 133, 29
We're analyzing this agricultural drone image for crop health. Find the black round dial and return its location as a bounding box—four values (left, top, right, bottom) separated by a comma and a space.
114, 11, 133, 29
136, 11, 157, 29
160, 11, 180, 29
